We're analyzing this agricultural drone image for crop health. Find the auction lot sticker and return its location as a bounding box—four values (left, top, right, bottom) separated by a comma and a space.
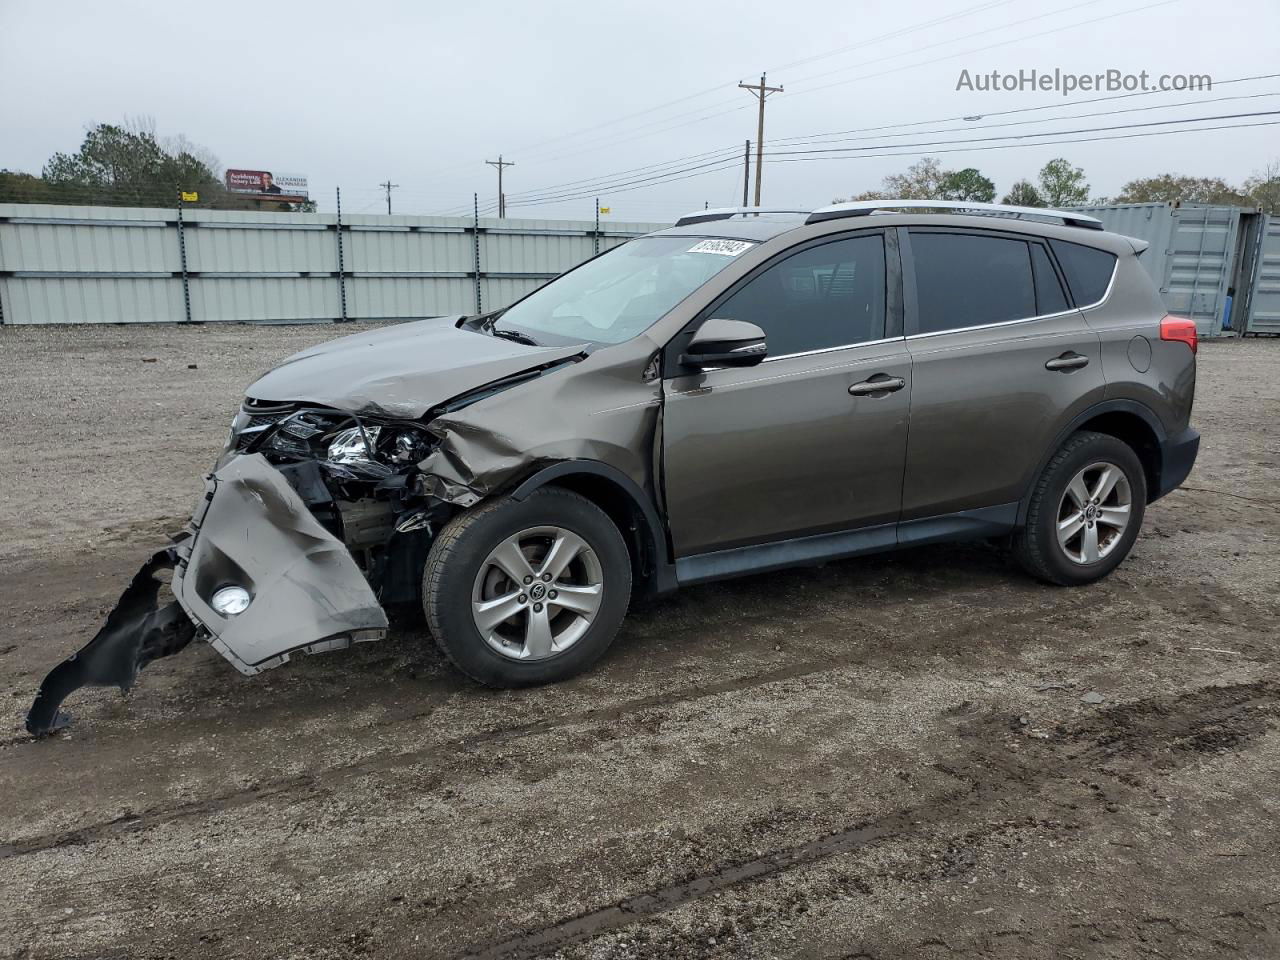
688, 239, 754, 256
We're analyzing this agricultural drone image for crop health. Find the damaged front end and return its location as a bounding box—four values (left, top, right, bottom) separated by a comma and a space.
26, 403, 452, 737
25, 314, 646, 737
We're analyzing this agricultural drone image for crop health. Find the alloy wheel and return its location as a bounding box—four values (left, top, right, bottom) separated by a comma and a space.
1056, 461, 1133, 565
471, 525, 604, 661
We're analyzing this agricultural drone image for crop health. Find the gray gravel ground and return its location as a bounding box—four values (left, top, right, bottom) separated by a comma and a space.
0, 324, 1278, 960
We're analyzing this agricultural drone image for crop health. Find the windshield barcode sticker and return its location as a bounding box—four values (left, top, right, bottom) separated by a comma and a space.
687, 239, 753, 257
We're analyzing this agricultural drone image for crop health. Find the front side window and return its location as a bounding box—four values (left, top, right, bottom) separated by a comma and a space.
709, 234, 886, 357
910, 232, 1036, 335
496, 236, 756, 345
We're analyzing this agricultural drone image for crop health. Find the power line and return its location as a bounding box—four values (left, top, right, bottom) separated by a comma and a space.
484, 101, 1276, 208
770, 72, 1280, 146
439, 0, 1197, 213
497, 144, 740, 204
765, 109, 1280, 159
766, 0, 1017, 74
412, 0, 1031, 188
498, 116, 1280, 210
491, 154, 748, 207
491, 69, 1280, 209
784, 0, 1180, 101
766, 118, 1280, 166
768, 90, 1280, 152
781, 0, 1108, 91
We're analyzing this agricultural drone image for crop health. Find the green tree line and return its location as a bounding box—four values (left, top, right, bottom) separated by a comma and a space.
838, 156, 1280, 214
0, 119, 314, 211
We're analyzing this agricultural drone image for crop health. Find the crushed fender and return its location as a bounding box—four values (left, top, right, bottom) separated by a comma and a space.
416, 345, 663, 507
26, 547, 196, 738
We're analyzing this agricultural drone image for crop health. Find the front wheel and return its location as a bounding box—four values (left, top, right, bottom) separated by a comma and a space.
422, 488, 631, 687
1013, 430, 1147, 586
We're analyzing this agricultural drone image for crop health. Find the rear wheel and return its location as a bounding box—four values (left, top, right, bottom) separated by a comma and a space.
1013, 431, 1147, 586
423, 488, 631, 686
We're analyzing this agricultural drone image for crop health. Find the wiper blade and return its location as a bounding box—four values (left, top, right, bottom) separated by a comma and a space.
491, 327, 540, 347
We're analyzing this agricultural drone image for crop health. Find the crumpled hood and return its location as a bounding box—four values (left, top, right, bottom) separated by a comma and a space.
245, 316, 584, 419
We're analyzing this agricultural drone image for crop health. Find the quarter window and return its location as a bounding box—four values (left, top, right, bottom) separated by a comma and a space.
910, 232, 1036, 334
1049, 239, 1118, 306
711, 234, 886, 356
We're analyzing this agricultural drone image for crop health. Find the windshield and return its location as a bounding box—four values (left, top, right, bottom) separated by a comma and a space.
495, 236, 757, 345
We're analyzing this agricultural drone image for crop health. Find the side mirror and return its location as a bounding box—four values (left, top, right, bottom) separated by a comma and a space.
680, 318, 767, 369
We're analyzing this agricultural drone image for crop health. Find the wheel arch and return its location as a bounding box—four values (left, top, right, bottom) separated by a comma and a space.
508, 461, 676, 594
1017, 400, 1167, 526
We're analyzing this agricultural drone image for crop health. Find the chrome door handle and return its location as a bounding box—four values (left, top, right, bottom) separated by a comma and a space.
849, 375, 906, 396
1045, 353, 1089, 371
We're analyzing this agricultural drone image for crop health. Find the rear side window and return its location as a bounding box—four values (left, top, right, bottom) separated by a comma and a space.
713, 234, 886, 356
1030, 242, 1070, 315
1049, 239, 1117, 306
910, 232, 1035, 334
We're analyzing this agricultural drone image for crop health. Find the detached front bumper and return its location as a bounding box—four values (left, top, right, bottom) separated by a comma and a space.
174, 453, 389, 675
26, 454, 389, 736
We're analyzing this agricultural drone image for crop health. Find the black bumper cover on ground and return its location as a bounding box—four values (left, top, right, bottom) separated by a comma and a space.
25, 548, 196, 737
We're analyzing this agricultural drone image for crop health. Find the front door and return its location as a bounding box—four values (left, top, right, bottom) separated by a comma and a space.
662, 232, 912, 558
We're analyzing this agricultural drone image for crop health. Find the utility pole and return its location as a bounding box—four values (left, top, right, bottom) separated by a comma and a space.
485, 155, 515, 218
379, 179, 399, 215
738, 74, 783, 206
742, 139, 751, 207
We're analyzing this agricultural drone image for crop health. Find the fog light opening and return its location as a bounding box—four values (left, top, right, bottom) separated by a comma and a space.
211, 585, 252, 617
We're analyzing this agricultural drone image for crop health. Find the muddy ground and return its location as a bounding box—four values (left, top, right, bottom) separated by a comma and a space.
1, 324, 1277, 960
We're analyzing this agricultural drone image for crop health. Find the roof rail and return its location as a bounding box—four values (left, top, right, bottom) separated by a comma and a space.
675, 206, 810, 227
805, 199, 1104, 231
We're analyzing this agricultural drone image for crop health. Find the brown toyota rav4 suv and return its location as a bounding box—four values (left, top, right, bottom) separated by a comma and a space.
29, 201, 1200, 734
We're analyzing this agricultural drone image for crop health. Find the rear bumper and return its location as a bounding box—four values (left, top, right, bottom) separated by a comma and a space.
1153, 426, 1200, 501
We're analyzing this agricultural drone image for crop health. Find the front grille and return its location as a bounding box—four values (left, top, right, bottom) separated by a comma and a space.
234, 411, 288, 450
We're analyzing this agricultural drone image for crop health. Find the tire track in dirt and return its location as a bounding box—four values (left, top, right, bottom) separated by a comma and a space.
0, 594, 1101, 861
452, 680, 1280, 960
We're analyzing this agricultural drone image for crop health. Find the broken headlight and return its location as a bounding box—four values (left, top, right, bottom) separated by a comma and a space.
265, 412, 336, 458
388, 429, 431, 464
328, 425, 382, 464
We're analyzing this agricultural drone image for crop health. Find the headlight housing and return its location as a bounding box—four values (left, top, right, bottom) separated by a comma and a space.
327, 425, 382, 464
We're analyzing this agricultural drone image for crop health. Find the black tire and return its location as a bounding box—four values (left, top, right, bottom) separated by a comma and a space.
1013, 430, 1147, 586
422, 487, 631, 687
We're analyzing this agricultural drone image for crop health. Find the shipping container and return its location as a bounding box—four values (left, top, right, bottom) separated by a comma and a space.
1067, 202, 1270, 338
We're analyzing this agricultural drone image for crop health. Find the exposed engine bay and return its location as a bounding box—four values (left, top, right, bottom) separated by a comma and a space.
226, 399, 449, 606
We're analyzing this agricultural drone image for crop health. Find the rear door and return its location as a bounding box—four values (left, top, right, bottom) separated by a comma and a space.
899, 227, 1106, 524
663, 230, 911, 557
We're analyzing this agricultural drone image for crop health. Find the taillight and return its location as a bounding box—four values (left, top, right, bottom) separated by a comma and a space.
1160, 315, 1197, 354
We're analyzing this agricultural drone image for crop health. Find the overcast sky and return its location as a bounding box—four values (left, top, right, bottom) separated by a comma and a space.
3, 0, 1278, 222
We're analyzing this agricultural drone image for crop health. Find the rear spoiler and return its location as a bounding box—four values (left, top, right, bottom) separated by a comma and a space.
1125, 236, 1150, 256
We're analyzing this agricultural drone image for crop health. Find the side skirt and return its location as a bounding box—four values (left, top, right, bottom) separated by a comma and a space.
674, 503, 1018, 587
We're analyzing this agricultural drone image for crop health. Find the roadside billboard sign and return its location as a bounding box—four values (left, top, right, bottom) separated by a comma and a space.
225, 169, 309, 200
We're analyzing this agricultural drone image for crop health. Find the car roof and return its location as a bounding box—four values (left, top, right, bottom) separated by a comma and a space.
647, 205, 1141, 255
